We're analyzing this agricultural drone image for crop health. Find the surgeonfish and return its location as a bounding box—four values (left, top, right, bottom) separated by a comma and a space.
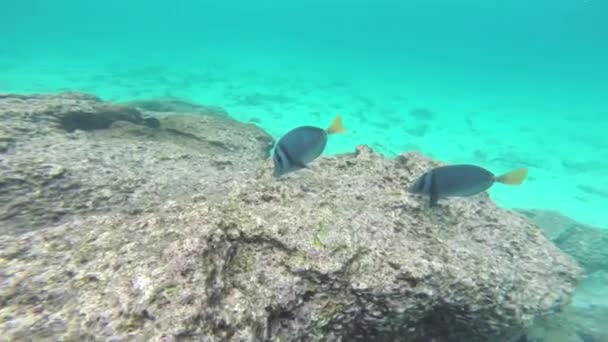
408, 164, 528, 206
272, 114, 346, 177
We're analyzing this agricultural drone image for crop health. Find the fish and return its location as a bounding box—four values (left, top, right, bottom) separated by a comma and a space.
272, 114, 346, 177
408, 164, 528, 206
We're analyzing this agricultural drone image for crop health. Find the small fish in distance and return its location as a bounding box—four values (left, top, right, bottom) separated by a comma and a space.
408, 164, 528, 206
272, 114, 346, 177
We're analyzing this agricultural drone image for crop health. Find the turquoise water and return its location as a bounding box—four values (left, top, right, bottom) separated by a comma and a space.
0, 6, 606, 225
2, 0, 608, 340
2, 1, 607, 228
2, 1, 606, 228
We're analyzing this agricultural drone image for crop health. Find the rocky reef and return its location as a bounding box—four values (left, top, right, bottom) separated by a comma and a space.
518, 209, 608, 276
0, 92, 274, 234
523, 303, 608, 342
0, 92, 583, 341
516, 209, 608, 342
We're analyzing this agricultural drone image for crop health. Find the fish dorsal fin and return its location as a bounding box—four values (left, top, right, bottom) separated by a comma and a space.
326, 114, 347, 134
495, 168, 528, 185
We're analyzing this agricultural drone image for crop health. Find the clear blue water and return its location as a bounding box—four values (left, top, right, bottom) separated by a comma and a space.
1, 0, 607, 339
2, 1, 606, 227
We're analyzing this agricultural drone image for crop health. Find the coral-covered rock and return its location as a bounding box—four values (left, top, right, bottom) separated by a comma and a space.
0, 138, 582, 341
518, 209, 608, 275
524, 296, 608, 342
0, 92, 274, 234
515, 210, 607, 342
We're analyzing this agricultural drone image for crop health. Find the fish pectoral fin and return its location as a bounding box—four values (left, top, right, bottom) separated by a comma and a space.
495, 168, 528, 185
326, 114, 347, 134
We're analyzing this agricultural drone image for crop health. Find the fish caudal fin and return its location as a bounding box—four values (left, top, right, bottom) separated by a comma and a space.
495, 168, 528, 185
326, 114, 347, 134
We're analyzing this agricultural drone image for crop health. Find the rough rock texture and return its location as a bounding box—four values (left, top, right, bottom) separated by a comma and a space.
524, 303, 608, 342
0, 138, 582, 341
515, 210, 608, 342
522, 272, 608, 342
0, 92, 274, 234
518, 209, 608, 275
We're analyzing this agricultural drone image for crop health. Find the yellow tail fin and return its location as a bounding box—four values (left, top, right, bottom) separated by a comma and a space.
495, 168, 528, 185
326, 114, 347, 134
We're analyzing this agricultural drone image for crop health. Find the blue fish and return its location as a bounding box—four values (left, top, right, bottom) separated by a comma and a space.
273, 114, 346, 177
409, 164, 528, 206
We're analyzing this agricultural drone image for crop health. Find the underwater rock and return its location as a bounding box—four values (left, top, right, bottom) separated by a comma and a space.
0, 144, 582, 341
523, 302, 608, 342
553, 226, 608, 276
518, 209, 608, 274
520, 271, 608, 342
0, 92, 274, 234
0, 91, 147, 136
516, 210, 608, 342
517, 209, 575, 241
126, 97, 230, 117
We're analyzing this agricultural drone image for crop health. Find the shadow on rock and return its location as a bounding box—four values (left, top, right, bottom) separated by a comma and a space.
125, 97, 230, 118
0, 92, 274, 234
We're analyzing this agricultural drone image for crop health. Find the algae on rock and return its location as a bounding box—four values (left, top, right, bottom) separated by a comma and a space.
0, 109, 583, 342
